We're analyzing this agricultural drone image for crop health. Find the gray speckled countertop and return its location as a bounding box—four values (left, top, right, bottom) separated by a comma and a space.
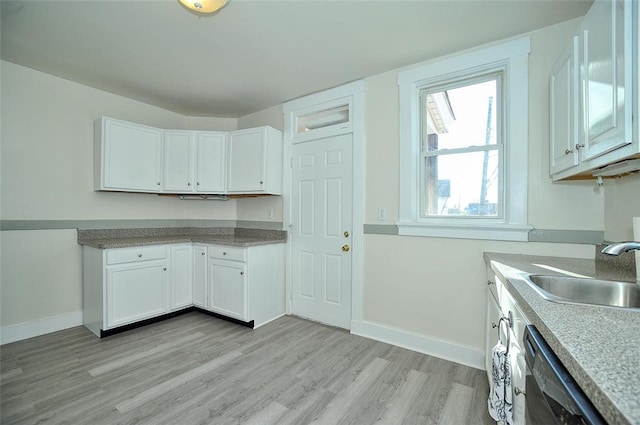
485, 252, 639, 425
77, 227, 286, 249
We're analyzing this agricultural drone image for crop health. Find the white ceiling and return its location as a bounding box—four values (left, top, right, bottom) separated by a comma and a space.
1, 0, 592, 118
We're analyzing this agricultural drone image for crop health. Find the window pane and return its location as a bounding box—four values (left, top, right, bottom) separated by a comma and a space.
422, 79, 497, 151
423, 150, 499, 217
297, 104, 349, 133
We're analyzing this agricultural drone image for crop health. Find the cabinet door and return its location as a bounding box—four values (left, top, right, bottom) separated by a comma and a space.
510, 343, 527, 425
105, 261, 168, 328
579, 0, 632, 161
196, 132, 226, 193
227, 129, 266, 192
164, 130, 195, 192
485, 291, 502, 384
193, 245, 207, 308
550, 36, 579, 175
101, 118, 163, 192
170, 245, 193, 310
208, 260, 247, 320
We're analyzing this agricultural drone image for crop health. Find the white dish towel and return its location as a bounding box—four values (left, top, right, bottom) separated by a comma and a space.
487, 341, 513, 425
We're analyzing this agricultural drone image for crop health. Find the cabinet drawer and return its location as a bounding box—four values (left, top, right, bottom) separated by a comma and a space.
208, 245, 246, 262
106, 246, 168, 265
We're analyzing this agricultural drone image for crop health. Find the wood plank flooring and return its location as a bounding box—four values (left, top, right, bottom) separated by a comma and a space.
1, 313, 495, 425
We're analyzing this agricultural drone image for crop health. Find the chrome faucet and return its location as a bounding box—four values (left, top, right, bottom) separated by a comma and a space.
601, 242, 640, 255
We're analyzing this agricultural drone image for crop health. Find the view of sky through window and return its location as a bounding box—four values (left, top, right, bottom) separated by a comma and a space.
422, 78, 500, 217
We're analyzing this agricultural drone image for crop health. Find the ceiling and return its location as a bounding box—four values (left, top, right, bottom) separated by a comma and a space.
1, 0, 592, 118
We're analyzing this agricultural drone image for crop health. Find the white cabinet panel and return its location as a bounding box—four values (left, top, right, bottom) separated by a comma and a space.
163, 131, 226, 194
208, 245, 246, 262
164, 131, 195, 192
196, 132, 226, 193
228, 129, 265, 192
193, 245, 207, 308
550, 36, 579, 175
205, 243, 284, 327
579, 0, 632, 161
208, 260, 247, 321
170, 245, 193, 311
95, 117, 163, 192
485, 272, 528, 425
106, 260, 168, 328
106, 245, 168, 265
227, 127, 283, 194
485, 290, 502, 383
550, 0, 637, 181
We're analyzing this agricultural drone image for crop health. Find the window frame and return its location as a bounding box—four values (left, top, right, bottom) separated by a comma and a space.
397, 37, 531, 241
418, 72, 503, 220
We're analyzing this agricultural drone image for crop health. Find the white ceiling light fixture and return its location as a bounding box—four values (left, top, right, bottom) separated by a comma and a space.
178, 0, 229, 14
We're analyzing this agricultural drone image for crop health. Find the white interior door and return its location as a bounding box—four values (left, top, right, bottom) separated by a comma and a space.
291, 133, 353, 329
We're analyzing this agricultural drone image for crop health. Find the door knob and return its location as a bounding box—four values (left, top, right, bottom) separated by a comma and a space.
342, 244, 350, 252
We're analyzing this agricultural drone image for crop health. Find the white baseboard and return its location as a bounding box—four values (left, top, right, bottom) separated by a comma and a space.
0, 311, 83, 345
350, 319, 485, 370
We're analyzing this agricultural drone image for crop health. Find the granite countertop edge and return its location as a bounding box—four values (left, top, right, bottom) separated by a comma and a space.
78, 236, 286, 249
484, 252, 640, 425
77, 227, 287, 249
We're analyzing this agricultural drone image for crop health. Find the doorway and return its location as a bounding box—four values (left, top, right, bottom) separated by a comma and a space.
283, 80, 365, 331
291, 133, 353, 329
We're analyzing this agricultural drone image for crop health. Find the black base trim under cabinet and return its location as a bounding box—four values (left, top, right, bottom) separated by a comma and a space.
99, 307, 254, 337
193, 307, 254, 329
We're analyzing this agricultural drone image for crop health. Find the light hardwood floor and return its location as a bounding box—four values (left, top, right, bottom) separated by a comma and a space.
1, 313, 495, 425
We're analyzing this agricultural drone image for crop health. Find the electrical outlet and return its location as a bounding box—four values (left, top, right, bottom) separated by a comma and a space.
377, 208, 386, 221
268, 209, 274, 219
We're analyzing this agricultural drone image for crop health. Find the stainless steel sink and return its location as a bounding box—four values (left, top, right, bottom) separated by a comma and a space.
524, 275, 640, 309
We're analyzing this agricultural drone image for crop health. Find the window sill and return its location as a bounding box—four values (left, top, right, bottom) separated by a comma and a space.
397, 222, 532, 241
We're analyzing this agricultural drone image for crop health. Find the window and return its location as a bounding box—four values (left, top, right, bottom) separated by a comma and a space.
398, 38, 531, 241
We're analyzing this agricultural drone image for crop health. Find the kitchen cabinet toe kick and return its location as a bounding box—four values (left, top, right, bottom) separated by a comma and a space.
97, 306, 255, 338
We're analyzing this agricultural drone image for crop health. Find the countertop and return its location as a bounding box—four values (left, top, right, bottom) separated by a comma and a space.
485, 253, 640, 425
77, 227, 286, 249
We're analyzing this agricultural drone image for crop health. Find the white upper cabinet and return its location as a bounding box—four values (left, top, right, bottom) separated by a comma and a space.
579, 0, 632, 161
196, 132, 227, 193
95, 117, 282, 195
550, 0, 638, 181
550, 36, 580, 175
95, 117, 163, 192
163, 130, 226, 193
164, 130, 195, 192
227, 127, 283, 194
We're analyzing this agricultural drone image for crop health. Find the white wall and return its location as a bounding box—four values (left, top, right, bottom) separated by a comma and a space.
603, 173, 640, 241
360, 18, 600, 355
0, 61, 238, 329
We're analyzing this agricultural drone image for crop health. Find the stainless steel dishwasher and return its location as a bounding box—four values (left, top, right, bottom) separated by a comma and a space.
523, 325, 606, 425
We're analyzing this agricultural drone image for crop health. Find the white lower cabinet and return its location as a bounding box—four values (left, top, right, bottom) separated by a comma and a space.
485, 288, 502, 383
206, 244, 285, 327
208, 259, 247, 321
106, 260, 168, 328
170, 245, 193, 311
192, 245, 207, 308
83, 241, 285, 337
83, 245, 170, 336
485, 272, 528, 425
